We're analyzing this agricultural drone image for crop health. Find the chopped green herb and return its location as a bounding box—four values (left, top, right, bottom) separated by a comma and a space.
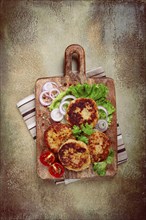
98, 170, 106, 176
77, 135, 88, 144
108, 148, 114, 157
93, 149, 114, 176
106, 149, 114, 164
106, 156, 113, 164
72, 125, 82, 135
81, 123, 94, 135
71, 123, 94, 144
94, 161, 107, 171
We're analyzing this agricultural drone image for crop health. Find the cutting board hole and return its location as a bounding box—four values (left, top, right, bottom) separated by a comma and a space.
72, 53, 79, 72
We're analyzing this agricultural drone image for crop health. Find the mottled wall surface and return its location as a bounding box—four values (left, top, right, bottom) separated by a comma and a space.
0, 1, 146, 220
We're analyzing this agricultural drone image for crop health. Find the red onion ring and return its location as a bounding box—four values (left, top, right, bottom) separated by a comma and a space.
39, 91, 52, 106
49, 88, 60, 99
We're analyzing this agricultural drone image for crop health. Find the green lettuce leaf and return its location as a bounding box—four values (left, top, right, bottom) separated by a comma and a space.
84, 83, 93, 96
89, 84, 108, 100
49, 90, 70, 110
69, 83, 108, 100
97, 98, 115, 115
97, 98, 115, 125
68, 86, 80, 98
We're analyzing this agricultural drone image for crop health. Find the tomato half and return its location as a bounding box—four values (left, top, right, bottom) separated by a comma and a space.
49, 162, 64, 178
40, 151, 55, 166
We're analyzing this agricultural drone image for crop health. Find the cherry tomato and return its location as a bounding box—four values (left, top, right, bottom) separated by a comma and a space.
40, 151, 55, 166
49, 162, 64, 178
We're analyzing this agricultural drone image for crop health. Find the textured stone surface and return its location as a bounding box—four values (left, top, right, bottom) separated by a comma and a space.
0, 1, 145, 220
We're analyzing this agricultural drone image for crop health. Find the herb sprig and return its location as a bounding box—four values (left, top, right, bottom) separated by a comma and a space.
72, 123, 94, 144
93, 149, 114, 176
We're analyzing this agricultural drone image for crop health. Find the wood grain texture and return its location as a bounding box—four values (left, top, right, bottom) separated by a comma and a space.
35, 45, 117, 180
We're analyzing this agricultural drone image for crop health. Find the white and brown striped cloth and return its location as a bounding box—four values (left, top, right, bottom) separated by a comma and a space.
16, 67, 128, 184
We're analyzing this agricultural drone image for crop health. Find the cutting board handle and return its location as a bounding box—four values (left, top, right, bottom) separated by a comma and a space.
64, 44, 85, 77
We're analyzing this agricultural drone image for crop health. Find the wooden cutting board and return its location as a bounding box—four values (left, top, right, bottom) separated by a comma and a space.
35, 44, 117, 180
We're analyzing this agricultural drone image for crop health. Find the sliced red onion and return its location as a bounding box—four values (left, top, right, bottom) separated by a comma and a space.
59, 101, 70, 115
39, 91, 52, 106
61, 95, 76, 103
95, 119, 108, 132
43, 82, 53, 92
50, 108, 63, 122
43, 82, 58, 92
49, 88, 60, 99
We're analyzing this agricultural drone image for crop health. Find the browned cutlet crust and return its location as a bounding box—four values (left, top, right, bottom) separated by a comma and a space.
58, 139, 91, 171
88, 131, 110, 163
44, 123, 72, 153
66, 98, 98, 127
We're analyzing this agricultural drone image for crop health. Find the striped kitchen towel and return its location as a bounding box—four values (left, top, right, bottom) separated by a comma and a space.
16, 67, 128, 184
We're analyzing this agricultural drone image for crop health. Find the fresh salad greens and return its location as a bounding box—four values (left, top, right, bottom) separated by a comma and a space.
72, 123, 94, 144
49, 83, 115, 125
93, 161, 107, 176
97, 98, 115, 125
69, 83, 108, 100
93, 149, 114, 176
49, 90, 70, 110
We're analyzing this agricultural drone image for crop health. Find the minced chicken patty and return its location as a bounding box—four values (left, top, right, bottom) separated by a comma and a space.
58, 139, 91, 171
88, 131, 110, 163
66, 98, 98, 127
44, 123, 72, 153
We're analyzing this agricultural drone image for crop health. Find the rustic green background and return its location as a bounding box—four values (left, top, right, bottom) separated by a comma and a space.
0, 0, 146, 220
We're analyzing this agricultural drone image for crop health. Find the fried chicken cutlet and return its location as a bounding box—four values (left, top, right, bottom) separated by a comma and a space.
58, 139, 91, 171
66, 98, 98, 127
